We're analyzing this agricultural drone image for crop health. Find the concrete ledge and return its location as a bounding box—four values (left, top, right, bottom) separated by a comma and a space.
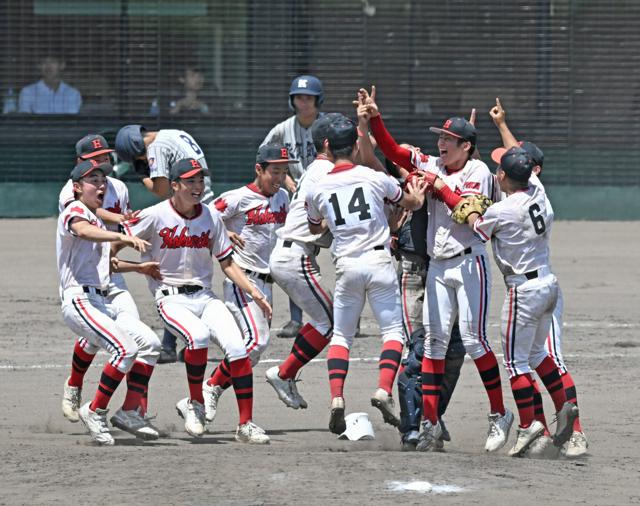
0, 182, 637, 220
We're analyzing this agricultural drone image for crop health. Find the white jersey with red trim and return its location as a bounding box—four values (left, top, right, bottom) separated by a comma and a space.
58, 176, 131, 232
473, 183, 554, 277
277, 156, 334, 247
306, 163, 402, 258
147, 129, 213, 203
57, 201, 110, 292
410, 151, 496, 259
122, 200, 232, 293
211, 184, 289, 274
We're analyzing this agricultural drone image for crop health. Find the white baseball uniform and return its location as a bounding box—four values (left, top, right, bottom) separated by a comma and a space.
147, 130, 214, 203
57, 202, 160, 371
211, 184, 289, 363
269, 156, 334, 336
409, 151, 496, 360
121, 200, 247, 360
474, 182, 558, 377
306, 162, 405, 349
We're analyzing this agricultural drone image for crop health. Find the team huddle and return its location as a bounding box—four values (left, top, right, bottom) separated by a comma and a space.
55, 75, 588, 458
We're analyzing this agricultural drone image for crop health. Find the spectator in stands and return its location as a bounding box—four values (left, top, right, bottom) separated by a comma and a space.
169, 66, 210, 116
18, 55, 82, 114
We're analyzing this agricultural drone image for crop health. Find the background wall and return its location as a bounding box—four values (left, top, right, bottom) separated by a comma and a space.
1, 0, 638, 218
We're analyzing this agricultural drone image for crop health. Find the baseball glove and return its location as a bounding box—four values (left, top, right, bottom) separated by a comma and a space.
451, 194, 492, 224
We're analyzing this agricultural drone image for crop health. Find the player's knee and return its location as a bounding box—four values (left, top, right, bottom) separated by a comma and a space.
136, 330, 162, 365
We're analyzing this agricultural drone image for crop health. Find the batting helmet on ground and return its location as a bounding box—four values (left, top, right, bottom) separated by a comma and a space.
115, 125, 147, 162
289, 75, 324, 111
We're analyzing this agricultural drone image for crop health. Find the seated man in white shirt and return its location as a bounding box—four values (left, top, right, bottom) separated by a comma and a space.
18, 55, 82, 114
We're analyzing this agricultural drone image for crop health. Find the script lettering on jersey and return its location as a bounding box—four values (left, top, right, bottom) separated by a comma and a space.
159, 226, 211, 249
246, 204, 287, 226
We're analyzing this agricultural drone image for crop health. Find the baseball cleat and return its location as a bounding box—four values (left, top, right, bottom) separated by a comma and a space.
439, 418, 451, 442
62, 377, 81, 423
401, 430, 420, 451
277, 320, 302, 339
265, 366, 299, 409
110, 408, 159, 440
485, 408, 514, 452
175, 397, 206, 437
416, 419, 442, 452
525, 434, 560, 459
157, 348, 177, 364
202, 381, 224, 422
289, 379, 308, 409
370, 388, 400, 427
563, 430, 588, 458
78, 402, 114, 446
508, 420, 545, 457
235, 421, 270, 444
552, 402, 579, 447
329, 396, 346, 434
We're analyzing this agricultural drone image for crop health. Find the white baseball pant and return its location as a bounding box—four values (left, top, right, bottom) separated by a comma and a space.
545, 286, 567, 374
156, 288, 247, 361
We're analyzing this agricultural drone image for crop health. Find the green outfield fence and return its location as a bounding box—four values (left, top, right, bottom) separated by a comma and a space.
1, 0, 639, 219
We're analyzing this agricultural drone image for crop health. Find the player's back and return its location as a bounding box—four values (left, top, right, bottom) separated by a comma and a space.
307, 163, 402, 258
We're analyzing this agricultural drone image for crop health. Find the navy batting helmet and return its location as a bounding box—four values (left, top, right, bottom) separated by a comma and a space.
115, 124, 147, 162
289, 75, 324, 111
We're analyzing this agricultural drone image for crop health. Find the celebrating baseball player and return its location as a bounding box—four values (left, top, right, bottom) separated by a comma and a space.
361, 86, 513, 452
305, 114, 426, 434
429, 147, 579, 456
265, 114, 341, 410
115, 124, 214, 364
57, 159, 160, 445
202, 144, 291, 420
120, 158, 271, 444
489, 98, 588, 457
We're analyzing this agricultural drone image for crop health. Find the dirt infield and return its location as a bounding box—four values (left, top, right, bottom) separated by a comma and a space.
1, 219, 639, 505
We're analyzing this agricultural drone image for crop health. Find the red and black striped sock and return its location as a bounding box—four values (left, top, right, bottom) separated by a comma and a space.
140, 389, 148, 416
561, 371, 582, 432
531, 378, 549, 433
207, 358, 232, 390
184, 348, 208, 404
279, 323, 330, 380
230, 357, 253, 425
69, 341, 95, 388
421, 357, 444, 424
510, 374, 535, 428
474, 352, 506, 415
327, 345, 349, 399
377, 340, 403, 394
90, 363, 125, 411
122, 361, 154, 411
535, 356, 567, 412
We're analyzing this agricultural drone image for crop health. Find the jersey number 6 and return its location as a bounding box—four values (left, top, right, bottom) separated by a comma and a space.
329, 186, 372, 226
528, 203, 546, 235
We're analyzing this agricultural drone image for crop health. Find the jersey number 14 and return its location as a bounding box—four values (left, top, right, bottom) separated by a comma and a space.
329, 186, 372, 226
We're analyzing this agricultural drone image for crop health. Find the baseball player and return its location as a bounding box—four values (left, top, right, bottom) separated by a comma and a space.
361, 86, 513, 452
305, 115, 427, 434
59, 136, 163, 437
120, 158, 271, 443
202, 144, 291, 420
264, 114, 340, 410
489, 98, 587, 457
261, 75, 325, 338
115, 124, 214, 364
430, 147, 579, 456
57, 159, 159, 445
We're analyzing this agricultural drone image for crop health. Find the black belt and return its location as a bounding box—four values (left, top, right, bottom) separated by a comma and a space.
83, 286, 108, 297
373, 245, 385, 251
161, 285, 203, 296
524, 270, 538, 280
448, 247, 472, 259
244, 269, 274, 283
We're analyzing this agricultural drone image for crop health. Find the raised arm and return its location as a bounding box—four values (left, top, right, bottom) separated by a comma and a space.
489, 98, 519, 149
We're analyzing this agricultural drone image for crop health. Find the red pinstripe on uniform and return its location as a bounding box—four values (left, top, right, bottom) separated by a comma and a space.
158, 300, 195, 348
504, 288, 515, 376
475, 256, 491, 354
474, 217, 491, 241
73, 296, 126, 369
304, 257, 331, 308
238, 288, 260, 353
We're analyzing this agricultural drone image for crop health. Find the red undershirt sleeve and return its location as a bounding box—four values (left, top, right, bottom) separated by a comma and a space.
435, 184, 463, 210
369, 115, 414, 170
